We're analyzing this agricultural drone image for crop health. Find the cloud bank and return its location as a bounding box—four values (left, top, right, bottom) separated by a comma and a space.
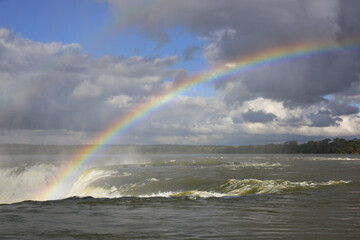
1, 0, 360, 144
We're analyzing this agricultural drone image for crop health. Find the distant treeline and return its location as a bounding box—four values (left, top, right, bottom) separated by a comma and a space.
0, 138, 359, 154
226, 138, 360, 154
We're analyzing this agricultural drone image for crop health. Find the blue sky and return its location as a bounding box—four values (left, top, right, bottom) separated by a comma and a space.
0, 1, 109, 48
0, 0, 359, 145
0, 0, 206, 70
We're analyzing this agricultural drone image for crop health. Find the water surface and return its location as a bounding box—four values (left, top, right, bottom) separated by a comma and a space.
1, 154, 359, 239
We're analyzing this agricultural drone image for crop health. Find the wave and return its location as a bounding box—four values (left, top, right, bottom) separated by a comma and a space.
148, 159, 287, 170
0, 159, 354, 204
215, 179, 351, 195
307, 156, 360, 161
68, 168, 352, 199
227, 162, 285, 170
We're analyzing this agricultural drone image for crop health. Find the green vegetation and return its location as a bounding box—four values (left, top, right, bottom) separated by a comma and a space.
0, 138, 359, 154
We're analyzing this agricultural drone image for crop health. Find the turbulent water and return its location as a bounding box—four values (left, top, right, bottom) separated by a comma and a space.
1, 153, 359, 239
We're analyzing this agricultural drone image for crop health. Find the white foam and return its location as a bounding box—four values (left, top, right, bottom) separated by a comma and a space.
139, 191, 225, 199
308, 157, 360, 161
146, 178, 160, 182
228, 162, 285, 170
0, 164, 59, 204
69, 168, 119, 197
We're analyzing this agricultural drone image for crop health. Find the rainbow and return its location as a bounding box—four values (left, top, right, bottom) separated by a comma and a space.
40, 39, 360, 200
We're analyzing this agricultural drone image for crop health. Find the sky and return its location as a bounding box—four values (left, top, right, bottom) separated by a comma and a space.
0, 0, 359, 145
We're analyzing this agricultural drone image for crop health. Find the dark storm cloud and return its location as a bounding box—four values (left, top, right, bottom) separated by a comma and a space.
106, 0, 360, 108
283, 116, 306, 127
237, 52, 360, 106
107, 0, 339, 60
338, 0, 360, 37
242, 110, 277, 123
325, 100, 359, 116
307, 110, 342, 127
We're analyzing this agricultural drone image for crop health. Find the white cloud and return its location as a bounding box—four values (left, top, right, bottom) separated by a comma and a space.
0, 28, 184, 134
106, 94, 132, 108
72, 80, 103, 99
